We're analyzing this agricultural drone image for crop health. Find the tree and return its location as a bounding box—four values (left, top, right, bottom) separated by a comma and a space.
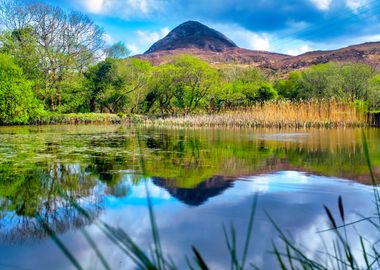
145, 64, 178, 115
254, 82, 278, 102
275, 71, 305, 100
0, 54, 44, 124
0, 1, 105, 111
171, 55, 219, 114
340, 63, 373, 101
118, 58, 152, 113
105, 42, 130, 59
367, 74, 380, 111
84, 58, 127, 113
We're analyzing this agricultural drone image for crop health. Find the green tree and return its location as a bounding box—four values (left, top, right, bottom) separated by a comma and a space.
117, 58, 152, 113
105, 42, 130, 59
340, 63, 373, 101
145, 64, 178, 115
171, 55, 219, 115
0, 1, 105, 111
367, 73, 380, 111
275, 71, 305, 100
254, 82, 278, 102
0, 54, 44, 124
84, 58, 128, 113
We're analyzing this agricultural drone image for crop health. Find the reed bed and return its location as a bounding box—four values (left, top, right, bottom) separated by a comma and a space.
142, 101, 368, 128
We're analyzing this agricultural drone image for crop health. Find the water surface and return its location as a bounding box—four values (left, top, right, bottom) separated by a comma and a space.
0, 126, 379, 269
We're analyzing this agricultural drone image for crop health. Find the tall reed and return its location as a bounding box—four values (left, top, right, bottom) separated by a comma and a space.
142, 100, 368, 128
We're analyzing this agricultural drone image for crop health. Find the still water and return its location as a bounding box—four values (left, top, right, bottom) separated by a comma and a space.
0, 125, 379, 269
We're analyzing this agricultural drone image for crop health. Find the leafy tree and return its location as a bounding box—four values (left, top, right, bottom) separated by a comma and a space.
254, 82, 278, 102
340, 63, 373, 101
171, 55, 219, 114
0, 1, 105, 111
117, 58, 152, 113
84, 58, 128, 113
0, 54, 44, 124
0, 27, 41, 84
145, 64, 178, 115
275, 71, 305, 100
367, 74, 380, 111
105, 42, 130, 59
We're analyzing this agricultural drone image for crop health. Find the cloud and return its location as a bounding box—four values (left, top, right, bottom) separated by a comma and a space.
210, 24, 270, 51
79, 0, 163, 18
346, 0, 368, 13
310, 0, 332, 10
126, 27, 170, 55
286, 44, 312, 56
136, 27, 170, 44
126, 44, 140, 55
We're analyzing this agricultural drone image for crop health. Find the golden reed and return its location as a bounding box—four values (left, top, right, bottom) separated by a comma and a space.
142, 101, 368, 128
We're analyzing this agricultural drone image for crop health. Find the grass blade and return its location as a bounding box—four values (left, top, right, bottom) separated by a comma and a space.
192, 246, 210, 270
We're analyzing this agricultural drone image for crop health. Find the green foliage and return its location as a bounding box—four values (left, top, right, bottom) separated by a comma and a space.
367, 74, 380, 111
171, 55, 219, 114
275, 62, 374, 102
84, 58, 128, 113
275, 71, 304, 100
0, 54, 44, 124
105, 42, 130, 59
145, 55, 219, 115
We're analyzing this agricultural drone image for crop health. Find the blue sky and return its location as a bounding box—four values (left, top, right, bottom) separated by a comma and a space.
41, 0, 380, 55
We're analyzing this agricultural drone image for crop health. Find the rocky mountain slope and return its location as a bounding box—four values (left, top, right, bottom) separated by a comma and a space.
137, 21, 380, 72
145, 21, 237, 53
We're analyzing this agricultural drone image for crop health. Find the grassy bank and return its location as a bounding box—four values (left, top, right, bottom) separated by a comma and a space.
141, 101, 368, 128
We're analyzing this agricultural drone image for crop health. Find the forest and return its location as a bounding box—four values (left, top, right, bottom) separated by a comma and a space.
1, 0, 380, 125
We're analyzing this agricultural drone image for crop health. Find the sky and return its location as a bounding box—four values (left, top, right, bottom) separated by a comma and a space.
38, 0, 380, 55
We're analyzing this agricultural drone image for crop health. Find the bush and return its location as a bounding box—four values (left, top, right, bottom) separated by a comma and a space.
0, 54, 44, 124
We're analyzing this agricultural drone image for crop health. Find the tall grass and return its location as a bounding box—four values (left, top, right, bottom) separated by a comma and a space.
142, 100, 368, 128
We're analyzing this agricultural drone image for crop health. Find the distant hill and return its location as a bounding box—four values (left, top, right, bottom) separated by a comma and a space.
137, 21, 380, 72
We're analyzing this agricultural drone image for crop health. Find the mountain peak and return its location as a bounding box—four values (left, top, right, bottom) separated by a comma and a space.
144, 21, 238, 54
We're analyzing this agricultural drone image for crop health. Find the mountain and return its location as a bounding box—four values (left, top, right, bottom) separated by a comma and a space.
145, 21, 238, 54
138, 21, 380, 72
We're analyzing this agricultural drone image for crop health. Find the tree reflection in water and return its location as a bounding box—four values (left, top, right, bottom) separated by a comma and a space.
0, 161, 131, 243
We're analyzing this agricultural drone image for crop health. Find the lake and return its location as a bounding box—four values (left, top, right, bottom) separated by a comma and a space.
0, 125, 379, 269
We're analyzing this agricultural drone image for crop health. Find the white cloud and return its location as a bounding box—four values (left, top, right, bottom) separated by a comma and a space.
286, 44, 312, 56
136, 27, 170, 44
79, 0, 162, 18
82, 0, 104, 14
310, 0, 332, 10
126, 27, 170, 55
346, 0, 368, 13
247, 33, 270, 51
210, 24, 271, 51
127, 44, 140, 55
